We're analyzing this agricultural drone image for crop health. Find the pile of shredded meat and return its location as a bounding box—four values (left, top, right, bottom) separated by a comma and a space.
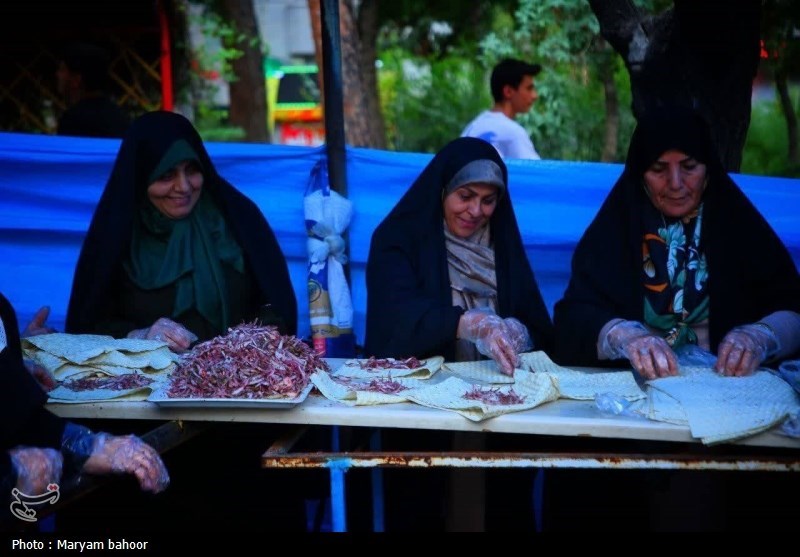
168, 323, 329, 399
348, 356, 424, 371
65, 374, 154, 392
462, 385, 526, 405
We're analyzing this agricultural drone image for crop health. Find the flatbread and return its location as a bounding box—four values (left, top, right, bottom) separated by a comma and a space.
311, 371, 430, 406
649, 369, 800, 444
518, 351, 645, 401
22, 333, 177, 378
518, 351, 568, 374
335, 355, 444, 379
50, 362, 176, 382
645, 387, 689, 426
442, 360, 516, 384
47, 372, 161, 403
47, 387, 153, 403
23, 333, 168, 364
404, 370, 558, 422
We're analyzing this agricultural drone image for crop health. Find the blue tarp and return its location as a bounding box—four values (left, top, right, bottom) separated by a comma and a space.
1, 132, 798, 346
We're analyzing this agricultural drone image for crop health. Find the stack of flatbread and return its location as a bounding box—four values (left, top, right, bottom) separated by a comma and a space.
647, 367, 800, 444
23, 333, 178, 402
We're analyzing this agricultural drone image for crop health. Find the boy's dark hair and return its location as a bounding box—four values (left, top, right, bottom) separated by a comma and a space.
61, 43, 112, 92
490, 58, 541, 102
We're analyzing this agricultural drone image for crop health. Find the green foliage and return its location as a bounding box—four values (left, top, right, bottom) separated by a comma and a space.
380, 49, 490, 153
477, 0, 638, 161
377, 0, 642, 159
742, 94, 800, 178
181, 0, 265, 142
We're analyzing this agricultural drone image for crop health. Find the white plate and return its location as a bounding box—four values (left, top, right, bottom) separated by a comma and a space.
147, 382, 314, 408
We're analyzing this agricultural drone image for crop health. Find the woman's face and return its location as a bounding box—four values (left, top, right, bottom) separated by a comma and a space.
147, 160, 204, 219
443, 183, 499, 238
643, 150, 707, 218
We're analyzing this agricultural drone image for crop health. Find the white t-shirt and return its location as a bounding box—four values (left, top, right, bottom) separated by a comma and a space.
461, 110, 540, 160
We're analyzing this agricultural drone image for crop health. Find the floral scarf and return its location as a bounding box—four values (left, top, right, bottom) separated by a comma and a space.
642, 203, 709, 346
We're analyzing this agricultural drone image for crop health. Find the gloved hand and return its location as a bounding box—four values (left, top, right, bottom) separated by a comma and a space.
23, 358, 57, 392
601, 320, 678, 380
503, 317, 533, 353
128, 317, 198, 353
9, 447, 63, 495
82, 434, 170, 494
715, 324, 779, 377
21, 306, 57, 337
458, 308, 518, 376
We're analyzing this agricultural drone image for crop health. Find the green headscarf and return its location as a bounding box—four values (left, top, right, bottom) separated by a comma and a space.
124, 144, 245, 334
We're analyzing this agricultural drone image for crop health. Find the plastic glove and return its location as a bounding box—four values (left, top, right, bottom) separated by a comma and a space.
23, 358, 57, 392
458, 308, 518, 376
715, 324, 778, 377
21, 306, 57, 337
503, 317, 533, 353
82, 434, 170, 494
9, 447, 63, 495
601, 320, 678, 380
128, 317, 198, 353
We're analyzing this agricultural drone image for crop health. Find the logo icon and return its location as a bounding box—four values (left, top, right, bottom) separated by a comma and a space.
10, 483, 60, 522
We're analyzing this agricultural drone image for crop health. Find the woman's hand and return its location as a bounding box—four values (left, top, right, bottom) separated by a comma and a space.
9, 447, 63, 495
128, 318, 198, 353
502, 317, 533, 353
475, 327, 518, 376
602, 320, 678, 380
623, 335, 679, 380
21, 306, 57, 338
82, 434, 170, 494
715, 325, 777, 377
458, 309, 519, 376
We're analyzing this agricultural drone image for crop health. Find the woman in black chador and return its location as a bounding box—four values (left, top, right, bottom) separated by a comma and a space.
67, 110, 297, 349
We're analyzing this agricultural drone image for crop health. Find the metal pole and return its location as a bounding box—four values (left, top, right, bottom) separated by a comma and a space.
320, 0, 348, 196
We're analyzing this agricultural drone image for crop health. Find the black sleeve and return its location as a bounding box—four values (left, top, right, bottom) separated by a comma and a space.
553, 260, 624, 367
366, 238, 463, 359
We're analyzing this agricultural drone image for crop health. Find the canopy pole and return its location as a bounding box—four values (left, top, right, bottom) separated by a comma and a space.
320, 0, 347, 196
157, 0, 174, 111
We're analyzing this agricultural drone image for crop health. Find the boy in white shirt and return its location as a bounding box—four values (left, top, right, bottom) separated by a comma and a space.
462, 58, 542, 160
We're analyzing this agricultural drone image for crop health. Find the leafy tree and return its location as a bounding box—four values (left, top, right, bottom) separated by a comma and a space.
589, 0, 762, 172
761, 0, 800, 170
380, 50, 488, 153
186, 0, 268, 142
479, 0, 635, 161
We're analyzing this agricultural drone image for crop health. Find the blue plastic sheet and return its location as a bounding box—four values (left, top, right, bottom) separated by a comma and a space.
1, 131, 798, 346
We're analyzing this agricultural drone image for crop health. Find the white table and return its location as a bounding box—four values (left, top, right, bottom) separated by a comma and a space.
48, 391, 799, 449
46, 362, 800, 531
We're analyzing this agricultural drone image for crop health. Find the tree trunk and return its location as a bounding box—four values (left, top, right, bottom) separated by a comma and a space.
308, 0, 324, 83
169, 0, 194, 120
775, 68, 799, 166
588, 0, 761, 172
220, 0, 269, 142
597, 46, 619, 162
307, 0, 384, 148
356, 0, 386, 149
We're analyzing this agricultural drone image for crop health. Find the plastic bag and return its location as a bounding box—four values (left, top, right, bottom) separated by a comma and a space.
304, 159, 355, 357
673, 344, 717, 368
